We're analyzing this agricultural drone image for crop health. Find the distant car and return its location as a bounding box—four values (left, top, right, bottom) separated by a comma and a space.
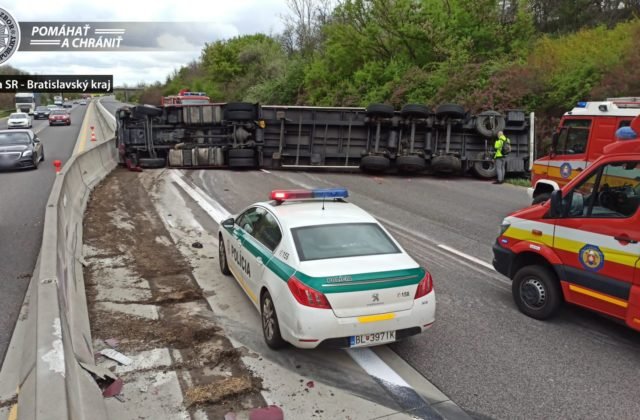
46, 104, 58, 110
33, 106, 51, 120
73, 100, 78, 104
7, 113, 32, 129
49, 110, 71, 126
63, 102, 72, 108
0, 129, 44, 169
79, 100, 87, 105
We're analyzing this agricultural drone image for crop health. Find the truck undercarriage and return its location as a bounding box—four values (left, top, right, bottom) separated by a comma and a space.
116, 101, 532, 178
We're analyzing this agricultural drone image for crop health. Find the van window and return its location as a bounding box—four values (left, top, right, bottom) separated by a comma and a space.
563, 161, 640, 218
557, 119, 591, 155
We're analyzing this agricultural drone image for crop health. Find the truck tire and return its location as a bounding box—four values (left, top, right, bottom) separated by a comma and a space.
132, 105, 163, 118
435, 103, 466, 119
225, 103, 256, 121
228, 148, 256, 159
360, 155, 390, 172
138, 157, 166, 168
396, 155, 426, 173
512, 265, 562, 320
401, 104, 431, 119
472, 152, 496, 179
431, 155, 461, 174
475, 111, 506, 138
366, 103, 394, 118
228, 157, 257, 168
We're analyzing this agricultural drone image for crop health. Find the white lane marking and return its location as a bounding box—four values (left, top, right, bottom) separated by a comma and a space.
260, 169, 271, 174
437, 244, 496, 271
169, 171, 230, 223
347, 348, 411, 388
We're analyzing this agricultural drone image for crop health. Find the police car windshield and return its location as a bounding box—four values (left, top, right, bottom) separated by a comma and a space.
292, 223, 400, 261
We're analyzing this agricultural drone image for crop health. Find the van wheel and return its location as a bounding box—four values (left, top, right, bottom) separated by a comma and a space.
261, 291, 286, 349
218, 238, 231, 275
512, 265, 562, 320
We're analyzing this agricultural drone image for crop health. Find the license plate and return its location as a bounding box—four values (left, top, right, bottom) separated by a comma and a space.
349, 330, 396, 347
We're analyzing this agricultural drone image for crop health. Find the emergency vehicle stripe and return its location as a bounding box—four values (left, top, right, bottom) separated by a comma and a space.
238, 228, 425, 293
562, 265, 630, 300
568, 284, 628, 308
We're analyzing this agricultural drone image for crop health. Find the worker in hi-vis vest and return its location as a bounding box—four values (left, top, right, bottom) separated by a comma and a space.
493, 131, 509, 184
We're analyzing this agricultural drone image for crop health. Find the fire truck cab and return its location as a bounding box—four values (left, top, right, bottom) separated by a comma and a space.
529, 98, 640, 204
495, 122, 640, 331
161, 90, 211, 106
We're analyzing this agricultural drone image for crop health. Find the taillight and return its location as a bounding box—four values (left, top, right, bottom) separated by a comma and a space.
287, 276, 331, 309
414, 271, 434, 299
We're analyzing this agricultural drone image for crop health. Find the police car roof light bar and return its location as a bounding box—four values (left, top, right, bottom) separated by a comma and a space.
270, 188, 349, 202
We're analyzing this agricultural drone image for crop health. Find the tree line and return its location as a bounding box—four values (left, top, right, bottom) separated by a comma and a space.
129, 0, 640, 141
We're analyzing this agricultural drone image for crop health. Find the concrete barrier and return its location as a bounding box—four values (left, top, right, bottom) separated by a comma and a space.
15, 100, 118, 419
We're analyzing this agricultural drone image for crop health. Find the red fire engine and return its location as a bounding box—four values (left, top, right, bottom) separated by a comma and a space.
161, 89, 211, 106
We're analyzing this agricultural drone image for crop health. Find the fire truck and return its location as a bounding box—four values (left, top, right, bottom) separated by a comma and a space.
115, 92, 534, 175
529, 97, 640, 203
494, 118, 640, 330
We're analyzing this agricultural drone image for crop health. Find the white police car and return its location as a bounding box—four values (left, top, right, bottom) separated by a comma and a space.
218, 188, 436, 349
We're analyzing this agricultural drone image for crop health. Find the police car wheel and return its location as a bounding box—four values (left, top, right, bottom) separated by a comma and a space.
261, 291, 286, 349
512, 265, 562, 320
218, 238, 231, 275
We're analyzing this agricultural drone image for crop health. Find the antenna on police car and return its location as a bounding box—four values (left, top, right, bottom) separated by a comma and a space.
322, 196, 325, 211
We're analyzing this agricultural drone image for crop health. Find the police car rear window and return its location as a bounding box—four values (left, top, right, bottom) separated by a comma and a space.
291, 223, 400, 261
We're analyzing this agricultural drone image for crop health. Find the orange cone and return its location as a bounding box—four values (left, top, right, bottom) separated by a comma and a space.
90, 126, 96, 142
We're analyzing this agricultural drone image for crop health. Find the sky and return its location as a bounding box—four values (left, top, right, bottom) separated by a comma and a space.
0, 0, 290, 86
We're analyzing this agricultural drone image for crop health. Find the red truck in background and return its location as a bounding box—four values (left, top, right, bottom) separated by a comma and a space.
161, 90, 211, 106
529, 97, 640, 203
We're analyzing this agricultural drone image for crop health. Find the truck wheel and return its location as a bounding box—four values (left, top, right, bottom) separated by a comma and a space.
366, 103, 394, 118
400, 104, 431, 119
138, 157, 166, 168
472, 152, 496, 179
225, 103, 256, 121
435, 103, 466, 119
228, 148, 256, 159
261, 290, 286, 349
532, 193, 551, 205
396, 155, 426, 173
218, 237, 231, 275
431, 155, 462, 175
475, 111, 505, 138
228, 158, 257, 168
512, 265, 562, 320
360, 155, 390, 172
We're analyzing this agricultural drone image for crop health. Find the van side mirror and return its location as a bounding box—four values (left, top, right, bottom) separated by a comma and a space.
221, 217, 235, 228
548, 190, 564, 218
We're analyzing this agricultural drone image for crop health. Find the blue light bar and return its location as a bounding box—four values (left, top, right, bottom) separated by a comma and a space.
312, 188, 349, 199
576, 101, 588, 108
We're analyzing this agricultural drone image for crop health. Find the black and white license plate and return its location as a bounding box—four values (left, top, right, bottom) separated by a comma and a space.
349, 331, 396, 347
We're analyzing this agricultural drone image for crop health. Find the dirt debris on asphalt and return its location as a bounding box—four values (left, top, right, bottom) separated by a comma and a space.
83, 168, 266, 418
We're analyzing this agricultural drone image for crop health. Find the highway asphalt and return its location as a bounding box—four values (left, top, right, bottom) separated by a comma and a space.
181, 169, 640, 420
85, 98, 640, 418
0, 104, 88, 365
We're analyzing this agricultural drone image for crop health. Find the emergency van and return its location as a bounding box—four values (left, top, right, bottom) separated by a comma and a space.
529, 98, 640, 203
494, 118, 640, 330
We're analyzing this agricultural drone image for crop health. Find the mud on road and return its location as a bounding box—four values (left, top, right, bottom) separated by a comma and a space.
83, 168, 264, 418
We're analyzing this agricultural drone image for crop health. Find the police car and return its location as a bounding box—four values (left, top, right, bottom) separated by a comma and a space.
217, 188, 436, 349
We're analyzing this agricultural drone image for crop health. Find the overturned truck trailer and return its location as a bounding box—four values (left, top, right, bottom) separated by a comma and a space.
115, 101, 533, 178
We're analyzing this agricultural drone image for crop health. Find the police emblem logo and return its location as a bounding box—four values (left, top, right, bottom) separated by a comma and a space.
579, 244, 604, 272
0, 8, 19, 65
560, 162, 572, 179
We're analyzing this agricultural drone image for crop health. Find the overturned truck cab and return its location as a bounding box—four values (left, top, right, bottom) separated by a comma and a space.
115, 100, 533, 178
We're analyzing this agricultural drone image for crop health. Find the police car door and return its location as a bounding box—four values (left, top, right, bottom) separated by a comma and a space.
231, 207, 262, 304
239, 208, 283, 296
553, 160, 640, 316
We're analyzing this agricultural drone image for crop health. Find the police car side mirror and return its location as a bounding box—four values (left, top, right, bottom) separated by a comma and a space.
221, 217, 235, 228
548, 190, 564, 218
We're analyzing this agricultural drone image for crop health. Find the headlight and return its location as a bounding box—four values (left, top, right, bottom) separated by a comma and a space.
22, 150, 33, 157
499, 222, 510, 236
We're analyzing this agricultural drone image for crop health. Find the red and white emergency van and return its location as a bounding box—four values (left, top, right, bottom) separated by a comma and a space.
494, 120, 640, 330
529, 98, 640, 203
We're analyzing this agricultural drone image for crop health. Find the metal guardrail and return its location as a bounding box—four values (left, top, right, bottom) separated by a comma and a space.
16, 100, 117, 419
